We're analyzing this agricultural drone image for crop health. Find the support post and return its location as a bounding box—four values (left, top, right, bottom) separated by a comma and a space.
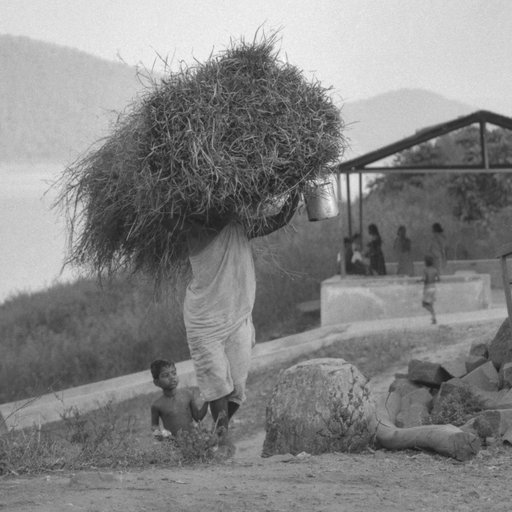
480, 121, 489, 170
498, 243, 512, 333
336, 170, 346, 277
358, 172, 363, 238
346, 171, 352, 238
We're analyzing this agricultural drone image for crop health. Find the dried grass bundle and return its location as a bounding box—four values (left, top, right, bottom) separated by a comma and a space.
57, 34, 346, 281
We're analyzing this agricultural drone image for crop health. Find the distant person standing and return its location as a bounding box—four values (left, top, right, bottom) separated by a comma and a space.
420, 255, 440, 324
366, 223, 386, 275
393, 225, 414, 276
428, 222, 448, 274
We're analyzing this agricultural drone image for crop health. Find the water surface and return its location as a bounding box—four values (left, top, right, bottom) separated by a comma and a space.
0, 163, 77, 303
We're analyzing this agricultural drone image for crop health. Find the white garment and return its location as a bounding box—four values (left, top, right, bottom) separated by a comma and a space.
183, 222, 256, 402
351, 250, 364, 264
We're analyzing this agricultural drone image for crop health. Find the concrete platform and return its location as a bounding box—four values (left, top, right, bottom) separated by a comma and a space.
386, 258, 512, 289
321, 271, 491, 326
1, 304, 507, 432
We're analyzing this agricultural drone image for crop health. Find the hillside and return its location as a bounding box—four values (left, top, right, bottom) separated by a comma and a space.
342, 89, 474, 157
0, 35, 478, 163
0, 35, 141, 163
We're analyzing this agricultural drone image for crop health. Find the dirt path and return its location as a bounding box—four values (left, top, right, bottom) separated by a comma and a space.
3, 447, 511, 512
2, 322, 512, 512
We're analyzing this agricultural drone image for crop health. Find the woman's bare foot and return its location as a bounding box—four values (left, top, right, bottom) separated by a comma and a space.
213, 431, 236, 460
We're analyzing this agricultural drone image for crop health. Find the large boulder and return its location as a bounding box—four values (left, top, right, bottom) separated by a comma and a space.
262, 358, 375, 457
488, 319, 512, 371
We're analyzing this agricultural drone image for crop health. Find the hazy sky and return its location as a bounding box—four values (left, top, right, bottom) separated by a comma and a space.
2, 0, 512, 112
1, 0, 512, 300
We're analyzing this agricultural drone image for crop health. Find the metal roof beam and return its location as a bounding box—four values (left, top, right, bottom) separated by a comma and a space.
337, 110, 512, 171
336, 166, 512, 175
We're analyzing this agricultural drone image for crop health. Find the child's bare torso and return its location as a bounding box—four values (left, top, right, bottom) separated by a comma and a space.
423, 266, 439, 285
152, 388, 196, 435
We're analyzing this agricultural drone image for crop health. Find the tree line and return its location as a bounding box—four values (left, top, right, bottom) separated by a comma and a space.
367, 125, 512, 222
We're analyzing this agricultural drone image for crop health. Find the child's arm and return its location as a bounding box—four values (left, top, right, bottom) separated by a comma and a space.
151, 405, 173, 440
190, 388, 209, 422
151, 404, 162, 437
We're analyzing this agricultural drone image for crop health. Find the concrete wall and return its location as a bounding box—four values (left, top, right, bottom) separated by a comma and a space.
386, 259, 509, 289
321, 272, 491, 326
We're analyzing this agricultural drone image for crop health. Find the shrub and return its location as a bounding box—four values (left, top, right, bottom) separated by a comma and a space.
0, 278, 189, 402
429, 386, 485, 427
174, 424, 217, 463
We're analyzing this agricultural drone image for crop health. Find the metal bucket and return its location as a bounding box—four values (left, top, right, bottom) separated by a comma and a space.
304, 179, 339, 221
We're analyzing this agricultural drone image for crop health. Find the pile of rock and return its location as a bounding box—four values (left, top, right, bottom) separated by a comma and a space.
391, 319, 512, 446
261, 320, 512, 461
262, 356, 482, 461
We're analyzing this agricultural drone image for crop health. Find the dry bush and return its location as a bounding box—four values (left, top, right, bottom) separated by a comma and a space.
429, 386, 485, 427
0, 400, 223, 476
0, 426, 67, 476
173, 424, 218, 463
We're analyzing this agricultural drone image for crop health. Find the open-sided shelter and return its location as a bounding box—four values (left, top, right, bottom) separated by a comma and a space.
333, 110, 512, 274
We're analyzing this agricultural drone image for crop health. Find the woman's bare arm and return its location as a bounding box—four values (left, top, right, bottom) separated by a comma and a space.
246, 191, 300, 239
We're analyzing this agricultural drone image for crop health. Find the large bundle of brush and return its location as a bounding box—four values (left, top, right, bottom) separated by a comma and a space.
57, 34, 345, 281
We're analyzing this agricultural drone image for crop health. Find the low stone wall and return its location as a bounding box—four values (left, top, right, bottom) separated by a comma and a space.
386, 259, 507, 289
321, 272, 492, 326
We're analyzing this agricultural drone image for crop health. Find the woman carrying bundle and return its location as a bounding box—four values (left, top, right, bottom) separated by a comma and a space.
183, 193, 299, 457
56, 35, 343, 458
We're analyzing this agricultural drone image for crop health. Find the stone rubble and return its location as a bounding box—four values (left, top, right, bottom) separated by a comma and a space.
390, 318, 512, 448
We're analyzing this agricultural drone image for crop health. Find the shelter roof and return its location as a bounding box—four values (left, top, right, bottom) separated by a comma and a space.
336, 110, 512, 174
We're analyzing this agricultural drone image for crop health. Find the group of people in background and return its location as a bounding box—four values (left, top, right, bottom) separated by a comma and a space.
343, 221, 448, 277
343, 223, 387, 276
341, 221, 449, 324
392, 221, 448, 278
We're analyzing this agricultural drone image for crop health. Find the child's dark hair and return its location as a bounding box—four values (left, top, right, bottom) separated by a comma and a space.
424, 254, 434, 267
150, 359, 175, 379
432, 222, 444, 233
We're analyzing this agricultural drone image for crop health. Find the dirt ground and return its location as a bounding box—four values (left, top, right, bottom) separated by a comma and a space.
2, 320, 512, 512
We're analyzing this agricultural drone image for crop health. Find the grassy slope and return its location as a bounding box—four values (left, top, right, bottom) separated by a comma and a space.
2, 188, 510, 404
1, 321, 497, 475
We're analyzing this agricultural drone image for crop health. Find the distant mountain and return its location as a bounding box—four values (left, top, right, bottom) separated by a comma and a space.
0, 35, 480, 164
341, 89, 475, 158
0, 35, 141, 163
